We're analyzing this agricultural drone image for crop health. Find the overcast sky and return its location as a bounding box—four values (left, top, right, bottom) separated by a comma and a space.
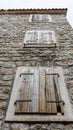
0, 0, 73, 27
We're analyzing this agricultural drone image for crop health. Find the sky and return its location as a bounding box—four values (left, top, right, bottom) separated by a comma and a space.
0, 0, 73, 27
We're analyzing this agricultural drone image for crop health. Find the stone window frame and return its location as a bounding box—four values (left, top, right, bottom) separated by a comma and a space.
29, 14, 52, 22
5, 66, 73, 122
24, 30, 56, 48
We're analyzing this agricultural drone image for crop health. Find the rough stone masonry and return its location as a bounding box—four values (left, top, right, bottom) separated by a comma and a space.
0, 9, 73, 130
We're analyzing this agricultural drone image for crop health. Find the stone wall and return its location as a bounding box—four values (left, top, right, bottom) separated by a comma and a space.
0, 14, 73, 130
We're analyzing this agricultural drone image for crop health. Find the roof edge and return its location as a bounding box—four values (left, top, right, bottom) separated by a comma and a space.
0, 8, 67, 15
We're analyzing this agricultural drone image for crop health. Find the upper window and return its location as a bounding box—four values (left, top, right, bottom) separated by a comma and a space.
29, 14, 52, 22
5, 67, 73, 122
24, 30, 56, 47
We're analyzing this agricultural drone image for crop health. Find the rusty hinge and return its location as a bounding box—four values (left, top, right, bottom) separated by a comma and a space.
14, 100, 31, 105
20, 73, 33, 77
46, 73, 59, 77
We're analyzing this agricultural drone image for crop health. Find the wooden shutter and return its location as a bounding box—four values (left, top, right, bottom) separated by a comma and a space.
15, 68, 34, 113
15, 68, 40, 114
40, 68, 46, 113
15, 67, 64, 115
53, 75, 64, 115
24, 30, 56, 46
32, 14, 44, 22
42, 15, 50, 22
25, 31, 38, 44
46, 74, 57, 114
45, 70, 64, 115
32, 14, 40, 21
31, 14, 51, 22
39, 31, 52, 44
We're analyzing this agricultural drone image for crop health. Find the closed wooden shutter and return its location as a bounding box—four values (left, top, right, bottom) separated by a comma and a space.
15, 68, 64, 115
24, 30, 56, 45
32, 14, 39, 21
32, 14, 42, 21
39, 31, 53, 44
26, 31, 38, 44
40, 68, 46, 113
53, 75, 64, 115
46, 74, 57, 114
31, 14, 50, 22
15, 68, 34, 113
15, 68, 40, 114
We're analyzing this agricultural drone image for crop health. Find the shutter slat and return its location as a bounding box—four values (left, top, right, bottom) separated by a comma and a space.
46, 74, 52, 113
28, 68, 34, 112
50, 75, 57, 114
21, 69, 29, 112
54, 75, 64, 115
15, 74, 25, 113
32, 68, 39, 112
22, 76, 29, 112
49, 32, 53, 43
40, 69, 46, 112
46, 70, 57, 114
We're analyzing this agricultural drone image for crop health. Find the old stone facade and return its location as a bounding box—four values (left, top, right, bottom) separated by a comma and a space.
0, 9, 73, 129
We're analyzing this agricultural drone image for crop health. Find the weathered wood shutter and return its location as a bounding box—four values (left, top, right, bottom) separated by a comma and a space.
15, 69, 34, 113
15, 68, 40, 113
25, 30, 56, 45
45, 71, 64, 115
15, 68, 64, 115
39, 31, 53, 44
26, 31, 38, 44
31, 14, 50, 22
32, 14, 39, 21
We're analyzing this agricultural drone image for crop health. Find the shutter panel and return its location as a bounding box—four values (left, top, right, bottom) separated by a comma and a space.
49, 32, 53, 43
26, 31, 38, 44
32, 14, 39, 21
31, 15, 50, 22
15, 69, 34, 114
42, 15, 48, 22
15, 68, 40, 114
43, 32, 50, 44
46, 73, 57, 114
53, 75, 64, 115
46, 74, 52, 114
45, 70, 64, 115
40, 68, 46, 112
38, 31, 44, 44
32, 68, 40, 112
38, 31, 53, 44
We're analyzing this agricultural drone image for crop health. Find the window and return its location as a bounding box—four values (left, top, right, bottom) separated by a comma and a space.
5, 67, 73, 122
24, 30, 56, 47
29, 14, 52, 22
